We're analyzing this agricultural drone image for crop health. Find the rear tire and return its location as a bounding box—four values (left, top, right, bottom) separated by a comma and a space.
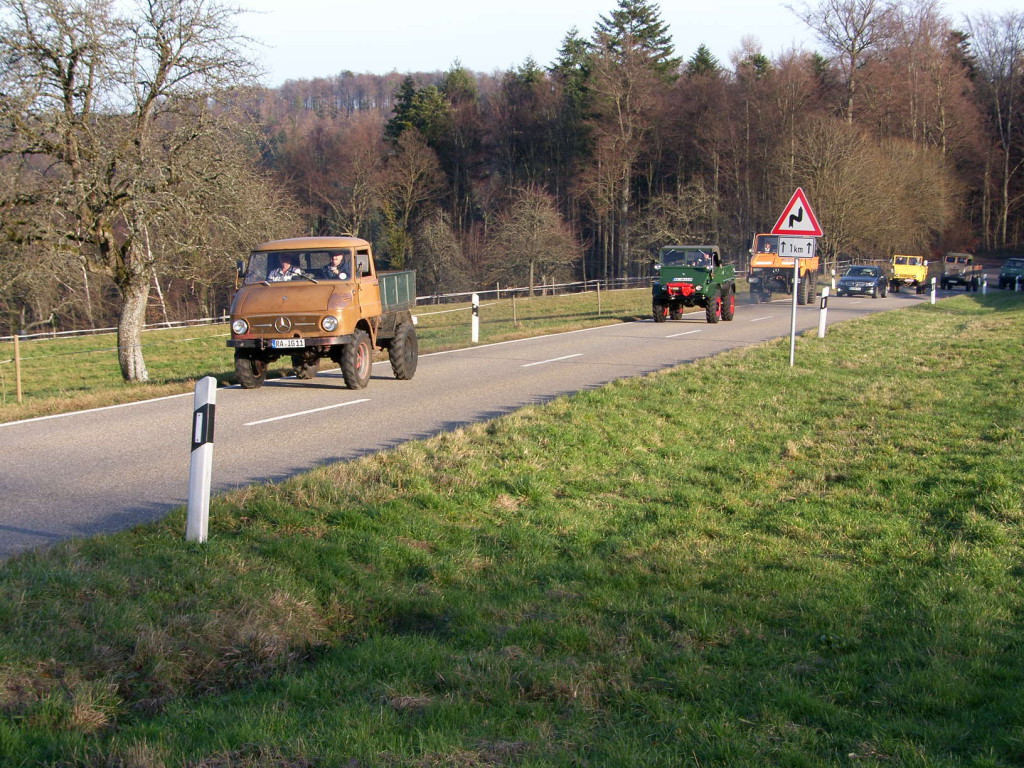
292, 356, 319, 379
235, 351, 267, 389
388, 323, 418, 380
341, 330, 373, 389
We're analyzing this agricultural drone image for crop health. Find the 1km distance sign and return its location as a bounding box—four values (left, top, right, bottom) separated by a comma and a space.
778, 237, 816, 259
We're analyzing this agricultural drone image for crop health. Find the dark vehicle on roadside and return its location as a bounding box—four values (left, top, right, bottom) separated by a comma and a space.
836, 265, 889, 298
998, 257, 1024, 290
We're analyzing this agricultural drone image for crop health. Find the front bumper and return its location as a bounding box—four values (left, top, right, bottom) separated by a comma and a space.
228, 334, 354, 351
837, 282, 876, 294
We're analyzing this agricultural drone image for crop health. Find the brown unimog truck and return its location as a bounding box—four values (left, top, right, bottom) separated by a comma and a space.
227, 236, 418, 390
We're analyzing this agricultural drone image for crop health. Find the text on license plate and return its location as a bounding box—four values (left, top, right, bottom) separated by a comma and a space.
271, 338, 305, 349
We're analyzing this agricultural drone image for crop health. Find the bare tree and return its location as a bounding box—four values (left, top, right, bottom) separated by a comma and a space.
377, 129, 446, 268
789, 0, 896, 122
967, 10, 1024, 249
0, 0, 258, 381
486, 187, 581, 295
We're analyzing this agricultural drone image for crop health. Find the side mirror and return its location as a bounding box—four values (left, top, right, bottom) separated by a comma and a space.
235, 260, 245, 278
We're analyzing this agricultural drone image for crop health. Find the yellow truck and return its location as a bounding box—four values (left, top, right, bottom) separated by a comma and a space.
747, 233, 819, 304
227, 236, 418, 389
889, 254, 932, 294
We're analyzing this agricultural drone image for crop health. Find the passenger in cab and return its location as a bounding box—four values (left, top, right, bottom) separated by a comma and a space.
320, 252, 350, 280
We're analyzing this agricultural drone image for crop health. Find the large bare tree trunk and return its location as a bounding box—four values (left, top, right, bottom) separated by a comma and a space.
117, 272, 150, 382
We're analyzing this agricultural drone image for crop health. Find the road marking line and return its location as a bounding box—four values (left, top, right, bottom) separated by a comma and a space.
748, 315, 775, 322
0, 391, 195, 428
522, 353, 583, 368
666, 330, 703, 337
245, 399, 370, 426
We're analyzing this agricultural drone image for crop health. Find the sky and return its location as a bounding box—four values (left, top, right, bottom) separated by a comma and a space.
234, 0, 1022, 87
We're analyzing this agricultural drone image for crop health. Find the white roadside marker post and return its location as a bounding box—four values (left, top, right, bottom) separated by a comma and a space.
930, 277, 937, 305
471, 293, 480, 344
817, 286, 829, 338
982, 274, 988, 295
186, 376, 217, 543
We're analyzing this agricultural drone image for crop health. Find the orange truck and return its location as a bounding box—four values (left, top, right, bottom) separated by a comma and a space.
747, 233, 820, 304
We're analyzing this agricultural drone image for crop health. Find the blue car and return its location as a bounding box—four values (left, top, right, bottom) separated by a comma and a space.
836, 266, 888, 298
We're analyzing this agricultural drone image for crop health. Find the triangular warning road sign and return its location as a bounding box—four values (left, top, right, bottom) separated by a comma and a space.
771, 188, 823, 236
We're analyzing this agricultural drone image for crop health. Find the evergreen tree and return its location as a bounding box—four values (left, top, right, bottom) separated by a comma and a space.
685, 44, 721, 77
384, 78, 451, 145
593, 0, 681, 81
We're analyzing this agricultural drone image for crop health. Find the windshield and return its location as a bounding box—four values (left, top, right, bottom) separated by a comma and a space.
894, 256, 920, 266
245, 249, 354, 284
844, 267, 878, 277
1006, 259, 1024, 268
754, 235, 779, 253
662, 247, 714, 268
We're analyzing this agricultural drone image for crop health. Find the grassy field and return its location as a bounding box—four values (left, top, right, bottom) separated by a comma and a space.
0, 288, 649, 424
1, 293, 1023, 767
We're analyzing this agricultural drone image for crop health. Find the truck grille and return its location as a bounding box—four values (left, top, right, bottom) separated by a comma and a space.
245, 314, 322, 336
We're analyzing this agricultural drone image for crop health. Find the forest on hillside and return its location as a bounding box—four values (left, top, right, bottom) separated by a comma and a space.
1, 0, 1022, 381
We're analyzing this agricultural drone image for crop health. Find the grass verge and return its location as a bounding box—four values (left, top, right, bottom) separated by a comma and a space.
1, 293, 1023, 766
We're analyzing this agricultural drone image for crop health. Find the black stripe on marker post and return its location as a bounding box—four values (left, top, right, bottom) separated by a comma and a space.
191, 403, 216, 452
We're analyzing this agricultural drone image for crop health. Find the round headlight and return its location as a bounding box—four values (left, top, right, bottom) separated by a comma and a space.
231, 319, 248, 335
321, 315, 339, 333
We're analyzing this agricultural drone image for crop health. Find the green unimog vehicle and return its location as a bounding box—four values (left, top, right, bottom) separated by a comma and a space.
652, 245, 736, 323
998, 257, 1024, 290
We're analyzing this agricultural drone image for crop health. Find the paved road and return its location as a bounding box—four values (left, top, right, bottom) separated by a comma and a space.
0, 291, 933, 559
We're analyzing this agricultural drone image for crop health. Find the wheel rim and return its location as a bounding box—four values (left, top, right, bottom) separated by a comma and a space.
357, 341, 370, 378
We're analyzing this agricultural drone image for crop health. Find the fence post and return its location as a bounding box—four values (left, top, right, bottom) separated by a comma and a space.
186, 376, 217, 543
596, 281, 602, 316
471, 293, 480, 344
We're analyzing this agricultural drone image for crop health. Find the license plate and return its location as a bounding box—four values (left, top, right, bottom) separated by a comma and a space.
271, 338, 305, 349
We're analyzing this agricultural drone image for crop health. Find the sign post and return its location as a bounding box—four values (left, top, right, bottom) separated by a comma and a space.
771, 189, 823, 368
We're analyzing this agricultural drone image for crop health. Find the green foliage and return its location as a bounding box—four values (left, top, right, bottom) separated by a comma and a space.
2, 295, 1024, 766
384, 78, 453, 145
685, 43, 721, 77
593, 0, 682, 80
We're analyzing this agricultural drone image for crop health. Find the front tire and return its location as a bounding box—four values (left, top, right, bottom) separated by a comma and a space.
721, 288, 735, 321
652, 302, 668, 323
705, 295, 722, 323
341, 330, 373, 389
388, 323, 418, 380
235, 351, 267, 389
